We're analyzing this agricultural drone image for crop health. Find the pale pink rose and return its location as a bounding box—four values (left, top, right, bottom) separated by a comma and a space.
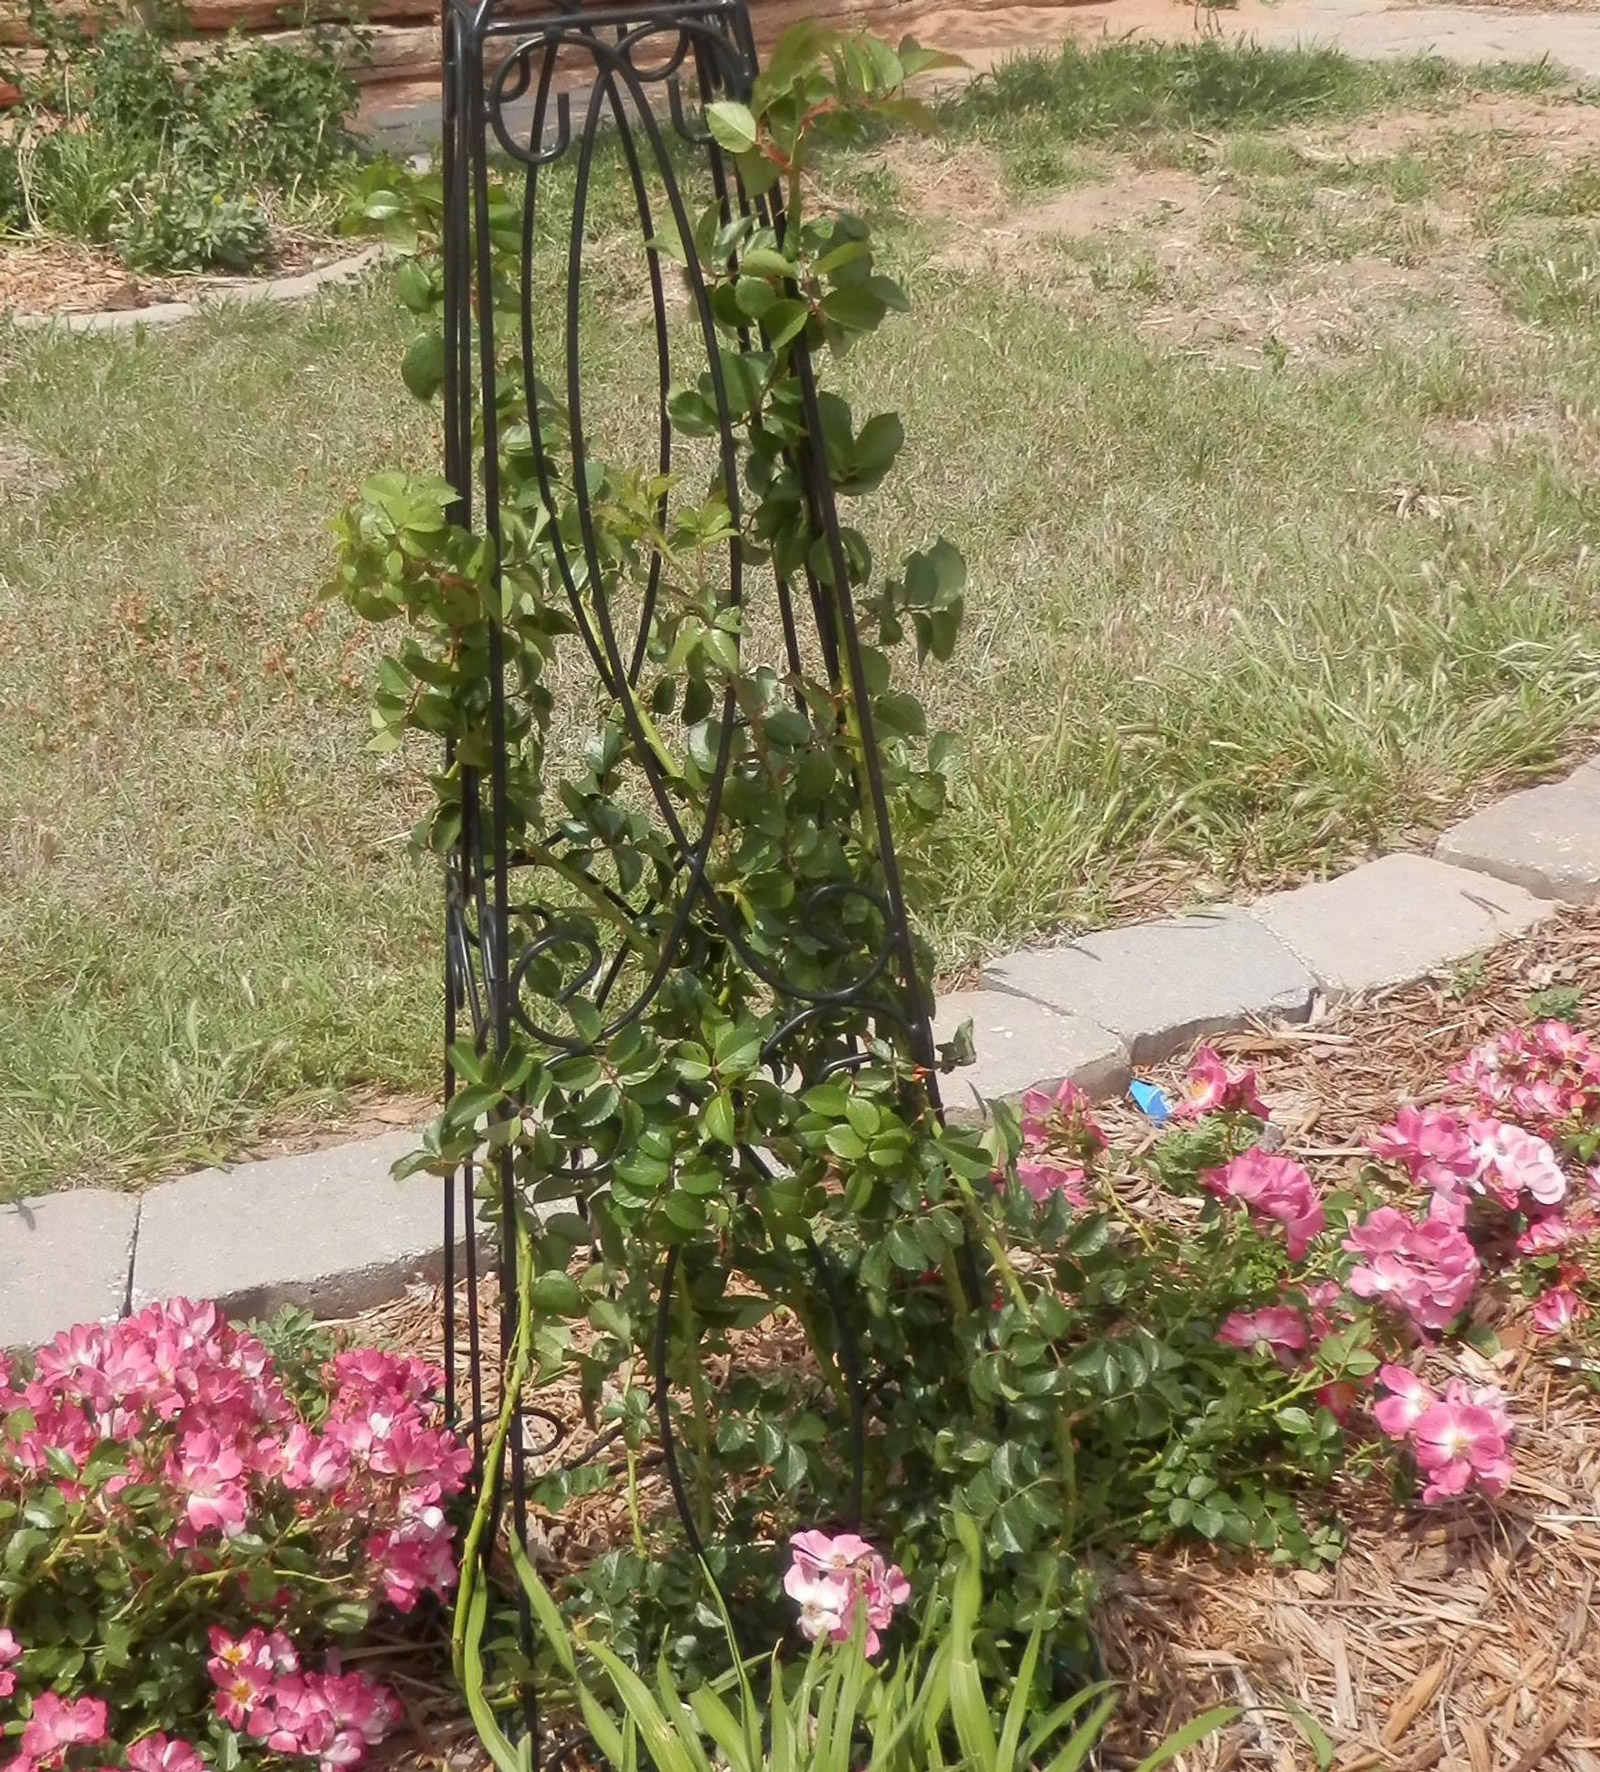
1531, 1285, 1588, 1336
1215, 1307, 1307, 1363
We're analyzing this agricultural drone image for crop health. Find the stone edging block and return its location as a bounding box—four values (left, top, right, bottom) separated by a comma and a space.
980, 909, 1315, 1065
933, 989, 1131, 1121
1435, 760, 1600, 903
1, 1190, 140, 1353
128, 1129, 473, 1321
1246, 851, 1555, 997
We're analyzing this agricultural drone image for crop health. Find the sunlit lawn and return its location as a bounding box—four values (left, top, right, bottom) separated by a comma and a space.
6, 41, 1600, 1193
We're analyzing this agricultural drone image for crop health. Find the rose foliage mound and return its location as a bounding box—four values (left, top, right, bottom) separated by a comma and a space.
619, 1015, 1600, 1672
339, 14, 1600, 1677
974, 1015, 1600, 1572
0, 1302, 470, 1772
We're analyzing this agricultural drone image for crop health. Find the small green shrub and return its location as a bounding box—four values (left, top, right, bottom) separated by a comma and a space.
0, 2, 364, 275
109, 166, 271, 275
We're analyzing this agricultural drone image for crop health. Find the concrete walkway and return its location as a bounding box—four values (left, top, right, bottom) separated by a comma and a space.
357, 0, 1600, 155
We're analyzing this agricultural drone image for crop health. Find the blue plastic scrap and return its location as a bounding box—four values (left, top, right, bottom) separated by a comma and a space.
1128, 1079, 1171, 1124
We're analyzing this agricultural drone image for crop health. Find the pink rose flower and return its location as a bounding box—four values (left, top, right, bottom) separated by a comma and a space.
1019, 1079, 1106, 1161
1369, 1105, 1479, 1192
1515, 1211, 1590, 1255
1467, 1119, 1567, 1211
127, 1738, 205, 1772
1411, 1386, 1514, 1505
1531, 1285, 1588, 1336
1174, 1048, 1268, 1121
784, 1531, 909, 1658
1344, 1208, 1479, 1332
1205, 1149, 1325, 1261
1015, 1159, 1091, 1209
1372, 1364, 1436, 1439
1215, 1307, 1307, 1363
21, 1695, 109, 1765
0, 1630, 20, 1702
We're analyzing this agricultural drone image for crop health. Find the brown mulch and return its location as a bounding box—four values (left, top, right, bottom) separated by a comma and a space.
342, 904, 1600, 1771
0, 230, 347, 318
1093, 905, 1600, 1771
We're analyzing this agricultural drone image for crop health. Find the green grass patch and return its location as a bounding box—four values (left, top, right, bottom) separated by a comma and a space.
942, 38, 1565, 147
1491, 231, 1600, 323
6, 41, 1600, 1194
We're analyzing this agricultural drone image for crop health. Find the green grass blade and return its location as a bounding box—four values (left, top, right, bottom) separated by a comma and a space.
1039, 1690, 1122, 1772
1130, 1705, 1241, 1772
1018, 1683, 1118, 1766
585, 1641, 705, 1772
687, 1684, 755, 1772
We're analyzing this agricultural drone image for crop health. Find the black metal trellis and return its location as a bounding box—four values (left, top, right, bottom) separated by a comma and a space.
435, 0, 950, 1727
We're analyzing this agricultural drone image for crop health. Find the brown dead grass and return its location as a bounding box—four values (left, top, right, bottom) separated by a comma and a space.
889, 93, 1600, 366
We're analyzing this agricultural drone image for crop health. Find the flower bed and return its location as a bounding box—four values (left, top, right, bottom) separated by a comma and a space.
1089, 904, 1600, 1762
0, 1303, 468, 1772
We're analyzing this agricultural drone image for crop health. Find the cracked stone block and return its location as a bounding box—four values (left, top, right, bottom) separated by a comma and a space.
1, 1190, 139, 1351
934, 989, 1130, 1120
1248, 852, 1555, 997
1435, 760, 1600, 902
981, 911, 1315, 1066
130, 1131, 474, 1320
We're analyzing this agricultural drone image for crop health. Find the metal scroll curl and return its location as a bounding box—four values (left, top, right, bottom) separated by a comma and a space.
438, 0, 946, 1750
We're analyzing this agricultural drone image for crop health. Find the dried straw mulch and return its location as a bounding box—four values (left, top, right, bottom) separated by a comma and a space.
1098, 904, 1600, 1772
345, 904, 1600, 1772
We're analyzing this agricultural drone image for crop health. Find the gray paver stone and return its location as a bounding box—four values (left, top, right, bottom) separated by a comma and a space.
1248, 852, 1554, 997
130, 1131, 472, 1319
2, 1190, 140, 1351
1435, 759, 1600, 902
980, 911, 1315, 1065
933, 990, 1130, 1120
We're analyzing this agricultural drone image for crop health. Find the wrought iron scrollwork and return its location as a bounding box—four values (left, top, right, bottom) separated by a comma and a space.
437, 0, 949, 1745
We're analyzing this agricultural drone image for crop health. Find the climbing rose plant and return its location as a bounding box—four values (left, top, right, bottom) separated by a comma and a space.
0, 1301, 468, 1771
337, 15, 1600, 1687
760, 1018, 1600, 1661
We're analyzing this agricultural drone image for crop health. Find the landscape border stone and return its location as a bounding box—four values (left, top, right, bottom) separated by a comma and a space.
0, 1190, 140, 1351
5, 759, 1599, 1350
126, 1130, 475, 1324
1247, 851, 1555, 998
933, 988, 1131, 1116
7, 246, 388, 336
981, 909, 1316, 1065
1435, 758, 1600, 904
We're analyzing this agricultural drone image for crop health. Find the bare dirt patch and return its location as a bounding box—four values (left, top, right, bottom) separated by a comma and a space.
0, 432, 60, 500
875, 135, 1013, 221
1296, 90, 1600, 161
913, 98, 1600, 364
1427, 395, 1600, 460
